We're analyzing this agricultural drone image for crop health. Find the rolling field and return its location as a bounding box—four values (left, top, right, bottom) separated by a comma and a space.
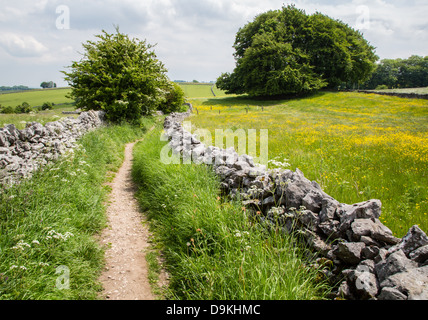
0, 88, 72, 107
0, 88, 75, 129
178, 83, 228, 98
188, 91, 428, 237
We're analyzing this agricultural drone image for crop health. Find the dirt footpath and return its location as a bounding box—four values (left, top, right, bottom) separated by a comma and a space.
98, 140, 155, 300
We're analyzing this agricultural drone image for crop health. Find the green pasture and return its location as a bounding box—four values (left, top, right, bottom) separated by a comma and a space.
178, 83, 228, 99
188, 91, 428, 238
0, 88, 72, 107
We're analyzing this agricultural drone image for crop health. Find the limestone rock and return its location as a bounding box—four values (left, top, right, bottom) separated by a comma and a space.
334, 242, 365, 265
375, 249, 418, 283
409, 245, 428, 263
380, 265, 428, 300
395, 225, 428, 257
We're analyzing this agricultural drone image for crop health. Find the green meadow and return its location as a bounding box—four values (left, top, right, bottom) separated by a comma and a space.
0, 88, 75, 129
0, 88, 72, 107
188, 91, 428, 238
178, 83, 228, 98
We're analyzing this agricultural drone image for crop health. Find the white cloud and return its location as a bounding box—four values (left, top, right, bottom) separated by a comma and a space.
0, 33, 48, 57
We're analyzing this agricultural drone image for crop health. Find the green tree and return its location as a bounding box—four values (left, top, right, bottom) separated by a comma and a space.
217, 5, 378, 97
62, 27, 171, 123
40, 81, 56, 89
363, 55, 428, 89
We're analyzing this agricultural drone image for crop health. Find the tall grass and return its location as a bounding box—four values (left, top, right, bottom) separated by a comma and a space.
0, 120, 153, 299
132, 126, 330, 300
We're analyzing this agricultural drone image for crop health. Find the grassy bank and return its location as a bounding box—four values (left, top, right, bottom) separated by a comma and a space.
132, 126, 330, 300
0, 119, 154, 299
188, 91, 428, 237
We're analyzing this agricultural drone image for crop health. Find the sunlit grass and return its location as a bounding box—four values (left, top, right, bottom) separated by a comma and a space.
0, 88, 72, 107
189, 91, 428, 237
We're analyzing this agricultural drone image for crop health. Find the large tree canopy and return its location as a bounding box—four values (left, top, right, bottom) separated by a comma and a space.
217, 5, 378, 97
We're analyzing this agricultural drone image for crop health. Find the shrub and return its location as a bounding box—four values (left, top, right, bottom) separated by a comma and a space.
41, 102, 54, 110
375, 84, 389, 90
15, 102, 32, 114
0, 105, 15, 114
63, 27, 171, 124
158, 82, 185, 114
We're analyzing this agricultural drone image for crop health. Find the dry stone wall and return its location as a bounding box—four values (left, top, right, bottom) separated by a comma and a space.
0, 110, 105, 186
163, 111, 428, 300
356, 90, 428, 100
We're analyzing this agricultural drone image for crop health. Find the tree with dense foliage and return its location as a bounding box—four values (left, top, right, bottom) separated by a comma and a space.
217, 5, 378, 97
40, 81, 56, 89
63, 27, 180, 123
363, 55, 428, 89
159, 82, 185, 114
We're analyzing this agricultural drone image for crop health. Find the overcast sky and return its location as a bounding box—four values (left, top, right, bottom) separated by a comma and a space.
0, 0, 427, 88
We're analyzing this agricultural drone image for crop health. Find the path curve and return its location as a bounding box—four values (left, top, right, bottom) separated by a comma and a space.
98, 139, 154, 300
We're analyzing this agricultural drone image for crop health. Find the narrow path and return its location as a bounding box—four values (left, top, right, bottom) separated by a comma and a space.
98, 139, 154, 300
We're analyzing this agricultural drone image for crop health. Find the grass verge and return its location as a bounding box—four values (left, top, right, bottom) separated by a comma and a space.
0, 119, 154, 299
132, 125, 331, 300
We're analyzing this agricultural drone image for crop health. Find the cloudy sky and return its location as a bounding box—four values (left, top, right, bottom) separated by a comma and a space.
0, 0, 427, 88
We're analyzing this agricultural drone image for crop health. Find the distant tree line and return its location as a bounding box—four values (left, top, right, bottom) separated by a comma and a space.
0, 85, 32, 92
360, 55, 428, 90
